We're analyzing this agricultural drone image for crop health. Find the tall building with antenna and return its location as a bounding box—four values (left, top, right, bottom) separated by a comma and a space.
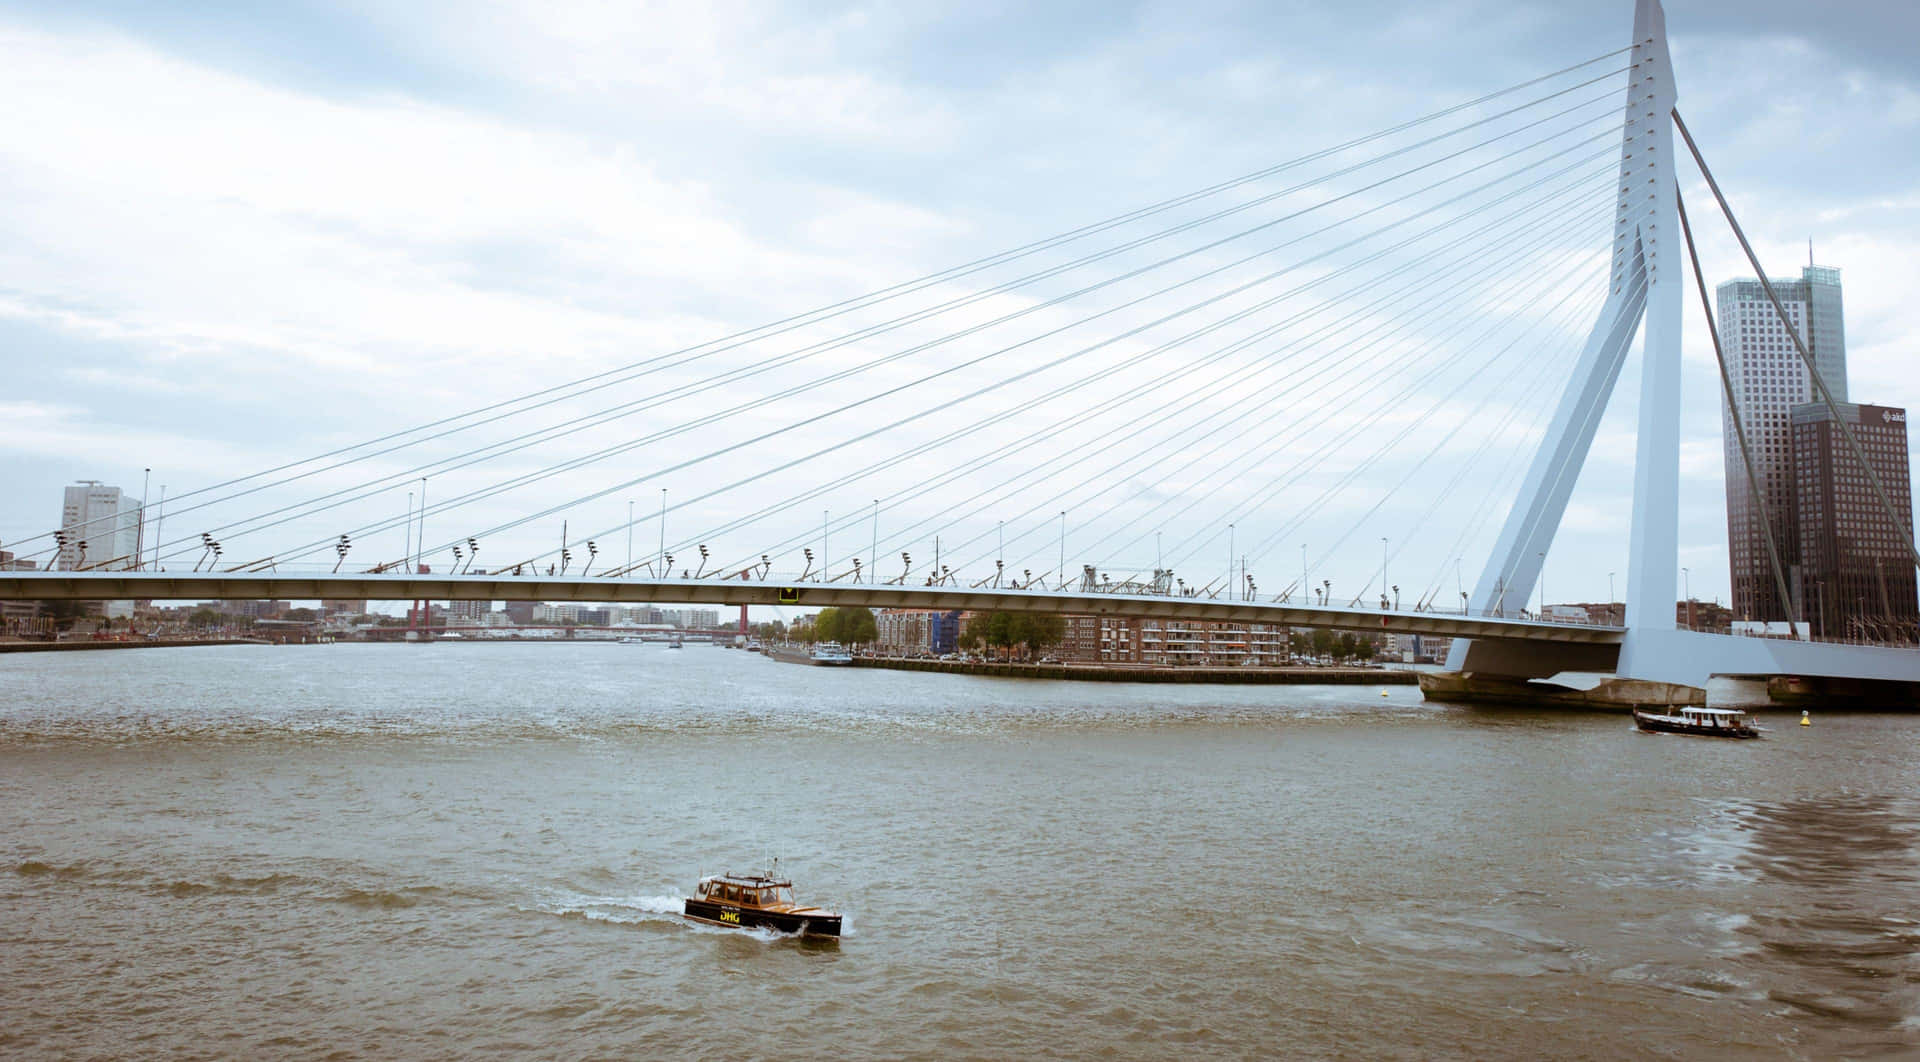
1717, 264, 1846, 622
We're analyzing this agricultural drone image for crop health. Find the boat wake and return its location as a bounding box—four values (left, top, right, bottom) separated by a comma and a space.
534, 890, 682, 924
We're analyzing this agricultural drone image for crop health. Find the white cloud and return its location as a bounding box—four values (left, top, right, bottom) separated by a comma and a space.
0, 21, 891, 389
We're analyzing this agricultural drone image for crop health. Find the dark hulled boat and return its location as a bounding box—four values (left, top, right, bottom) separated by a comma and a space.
683, 870, 842, 937
1632, 706, 1760, 739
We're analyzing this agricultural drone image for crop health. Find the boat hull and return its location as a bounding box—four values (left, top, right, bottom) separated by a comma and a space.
1631, 710, 1760, 739
683, 899, 842, 937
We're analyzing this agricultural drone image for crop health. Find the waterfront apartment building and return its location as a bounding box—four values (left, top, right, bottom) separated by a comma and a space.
1790, 402, 1917, 637
444, 599, 490, 625
0, 550, 41, 628
876, 608, 929, 653
533, 603, 579, 624
1082, 617, 1291, 666
1718, 266, 1845, 621
875, 608, 962, 655
503, 601, 538, 625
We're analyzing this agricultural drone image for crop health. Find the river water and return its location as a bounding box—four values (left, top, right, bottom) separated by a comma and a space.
3, 643, 1918, 1059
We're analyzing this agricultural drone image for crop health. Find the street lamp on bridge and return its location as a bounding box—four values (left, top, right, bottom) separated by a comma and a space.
1380, 536, 1388, 610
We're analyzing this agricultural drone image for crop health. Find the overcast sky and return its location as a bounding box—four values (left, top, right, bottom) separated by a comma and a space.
1, 0, 1914, 610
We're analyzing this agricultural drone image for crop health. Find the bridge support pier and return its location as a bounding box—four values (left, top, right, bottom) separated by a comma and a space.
1417, 671, 1703, 711
1703, 676, 1770, 709
1423, 670, 1920, 711
1763, 675, 1920, 711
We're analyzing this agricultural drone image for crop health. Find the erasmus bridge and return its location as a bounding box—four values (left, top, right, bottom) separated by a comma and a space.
6, 0, 1916, 704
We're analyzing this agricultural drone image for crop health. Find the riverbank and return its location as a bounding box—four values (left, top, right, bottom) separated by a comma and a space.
0, 638, 269, 654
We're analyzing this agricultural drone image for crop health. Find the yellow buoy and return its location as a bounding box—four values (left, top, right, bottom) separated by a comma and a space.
1800, 710, 1811, 727
1380, 690, 1390, 698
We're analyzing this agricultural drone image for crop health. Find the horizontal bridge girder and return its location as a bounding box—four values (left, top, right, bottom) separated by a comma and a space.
0, 572, 1623, 645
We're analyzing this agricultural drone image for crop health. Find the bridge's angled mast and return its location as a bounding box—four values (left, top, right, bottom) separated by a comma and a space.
1617, 0, 1682, 662
1449, 0, 1677, 672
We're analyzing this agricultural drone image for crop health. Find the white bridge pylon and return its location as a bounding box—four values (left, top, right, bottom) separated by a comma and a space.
1448, 0, 1916, 689
1446, 0, 1677, 677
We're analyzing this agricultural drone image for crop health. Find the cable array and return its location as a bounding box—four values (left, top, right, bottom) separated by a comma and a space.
15, 48, 1647, 611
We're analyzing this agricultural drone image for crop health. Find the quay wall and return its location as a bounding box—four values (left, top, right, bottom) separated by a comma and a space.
0, 638, 270, 654
767, 647, 1414, 684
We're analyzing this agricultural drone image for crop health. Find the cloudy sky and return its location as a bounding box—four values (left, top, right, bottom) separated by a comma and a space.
1, 0, 1914, 610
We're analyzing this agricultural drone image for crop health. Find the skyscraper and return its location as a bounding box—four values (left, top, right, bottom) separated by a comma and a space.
58, 481, 141, 572
1791, 402, 1916, 638
1717, 265, 1846, 621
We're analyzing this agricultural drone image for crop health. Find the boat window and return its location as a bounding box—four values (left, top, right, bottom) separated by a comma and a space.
722, 885, 738, 902
698, 882, 711, 898
775, 887, 794, 904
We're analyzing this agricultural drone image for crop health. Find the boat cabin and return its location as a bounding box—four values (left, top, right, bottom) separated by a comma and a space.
1678, 707, 1749, 729
697, 874, 797, 909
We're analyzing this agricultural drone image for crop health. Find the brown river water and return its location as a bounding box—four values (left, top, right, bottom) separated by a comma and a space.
4, 643, 1918, 1059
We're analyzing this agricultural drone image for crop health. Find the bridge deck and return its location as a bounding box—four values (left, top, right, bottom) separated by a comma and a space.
0, 572, 1622, 645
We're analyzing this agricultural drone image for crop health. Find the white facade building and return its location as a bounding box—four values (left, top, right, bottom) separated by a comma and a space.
59, 481, 141, 619
59, 482, 141, 572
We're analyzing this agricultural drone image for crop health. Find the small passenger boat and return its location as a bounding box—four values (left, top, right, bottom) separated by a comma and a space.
1632, 706, 1760, 739
683, 869, 841, 937
810, 641, 853, 665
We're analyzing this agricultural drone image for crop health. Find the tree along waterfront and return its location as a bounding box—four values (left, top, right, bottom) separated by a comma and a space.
960, 611, 1066, 661
796, 606, 877, 647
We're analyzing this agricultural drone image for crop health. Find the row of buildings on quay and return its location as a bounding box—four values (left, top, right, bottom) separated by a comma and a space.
0, 586, 730, 638
869, 607, 1443, 666
437, 601, 722, 629
246, 600, 723, 630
